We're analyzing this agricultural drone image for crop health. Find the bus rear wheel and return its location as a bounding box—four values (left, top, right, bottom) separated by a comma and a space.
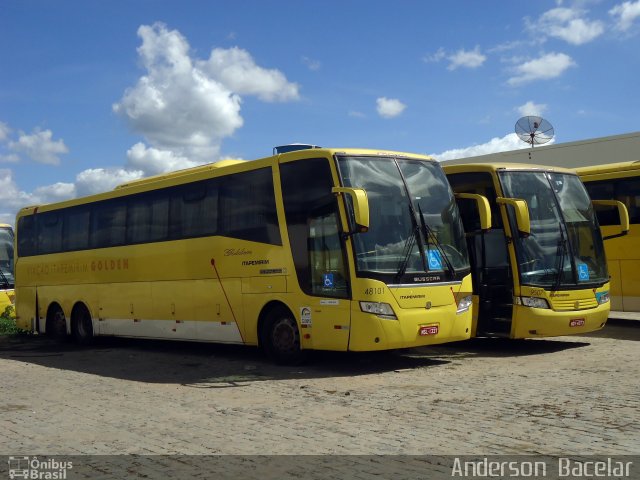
262, 307, 305, 364
46, 305, 67, 341
72, 304, 94, 346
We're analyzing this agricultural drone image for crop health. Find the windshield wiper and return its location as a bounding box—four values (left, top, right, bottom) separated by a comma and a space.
395, 226, 418, 282
418, 204, 455, 278
553, 223, 568, 291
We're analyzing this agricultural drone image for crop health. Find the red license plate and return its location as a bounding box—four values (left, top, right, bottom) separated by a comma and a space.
419, 325, 439, 336
569, 318, 585, 327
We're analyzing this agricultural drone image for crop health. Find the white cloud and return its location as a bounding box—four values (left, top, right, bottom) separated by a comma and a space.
610, 1, 640, 31
200, 47, 300, 102
74, 168, 144, 197
8, 128, 69, 165
114, 22, 299, 169
302, 56, 321, 71
125, 142, 203, 177
0, 169, 37, 222
423, 47, 446, 63
32, 182, 76, 203
376, 97, 406, 119
431, 133, 538, 161
507, 52, 576, 86
447, 46, 487, 70
528, 7, 604, 45
0, 122, 10, 142
517, 101, 548, 117
348, 110, 366, 119
0, 154, 19, 163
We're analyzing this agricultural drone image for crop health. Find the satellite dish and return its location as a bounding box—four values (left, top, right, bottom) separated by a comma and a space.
515, 116, 555, 148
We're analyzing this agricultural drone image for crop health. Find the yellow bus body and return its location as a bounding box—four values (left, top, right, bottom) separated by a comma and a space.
15, 149, 473, 357
444, 163, 611, 338
576, 161, 640, 318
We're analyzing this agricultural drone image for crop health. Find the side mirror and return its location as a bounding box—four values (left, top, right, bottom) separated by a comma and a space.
496, 197, 530, 236
454, 193, 492, 231
332, 187, 370, 233
592, 199, 630, 240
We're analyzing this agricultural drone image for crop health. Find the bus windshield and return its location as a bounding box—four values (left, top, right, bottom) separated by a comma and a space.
499, 171, 607, 288
337, 156, 469, 282
0, 226, 15, 288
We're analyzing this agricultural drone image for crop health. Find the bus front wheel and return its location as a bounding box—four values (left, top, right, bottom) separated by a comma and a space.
262, 307, 305, 364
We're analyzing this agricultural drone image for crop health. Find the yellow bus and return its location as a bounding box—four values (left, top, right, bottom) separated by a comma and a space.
15, 147, 480, 362
0, 224, 15, 317
576, 161, 640, 320
443, 163, 628, 338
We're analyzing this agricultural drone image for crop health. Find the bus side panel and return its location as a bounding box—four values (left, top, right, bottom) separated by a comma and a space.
600, 225, 639, 313
99, 282, 152, 336
608, 260, 623, 311
14, 286, 35, 331
621, 260, 640, 312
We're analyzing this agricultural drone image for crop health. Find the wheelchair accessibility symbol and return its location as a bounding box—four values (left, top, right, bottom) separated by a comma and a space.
578, 263, 589, 281
427, 250, 443, 271
323, 273, 334, 288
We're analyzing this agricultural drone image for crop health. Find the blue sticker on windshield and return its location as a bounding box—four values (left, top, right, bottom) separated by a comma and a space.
578, 263, 589, 281
427, 250, 443, 271
323, 273, 334, 288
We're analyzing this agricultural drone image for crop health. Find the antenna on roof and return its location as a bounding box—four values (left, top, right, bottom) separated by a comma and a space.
515, 116, 555, 148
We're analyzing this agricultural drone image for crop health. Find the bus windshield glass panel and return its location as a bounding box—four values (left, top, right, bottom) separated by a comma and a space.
499, 171, 607, 288
337, 156, 469, 283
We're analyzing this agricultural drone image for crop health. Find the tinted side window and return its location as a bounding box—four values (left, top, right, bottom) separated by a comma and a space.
446, 172, 502, 230
127, 191, 170, 244
169, 180, 218, 239
91, 200, 126, 248
17, 216, 36, 257
38, 212, 63, 254
219, 168, 281, 245
64, 206, 90, 251
585, 178, 640, 226
617, 178, 640, 224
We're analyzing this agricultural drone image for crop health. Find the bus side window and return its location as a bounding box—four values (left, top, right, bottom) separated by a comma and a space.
617, 178, 640, 224
585, 181, 617, 225
38, 212, 63, 254
63, 206, 90, 251
91, 200, 126, 249
17, 216, 36, 257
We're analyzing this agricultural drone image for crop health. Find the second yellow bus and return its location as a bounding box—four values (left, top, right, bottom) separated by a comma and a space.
443, 163, 627, 338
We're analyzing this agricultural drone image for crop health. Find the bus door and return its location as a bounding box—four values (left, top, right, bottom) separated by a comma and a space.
448, 172, 514, 336
280, 157, 352, 351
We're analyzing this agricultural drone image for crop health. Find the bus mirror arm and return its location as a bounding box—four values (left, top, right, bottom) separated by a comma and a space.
496, 197, 531, 237
332, 187, 370, 234
454, 193, 492, 231
592, 200, 630, 240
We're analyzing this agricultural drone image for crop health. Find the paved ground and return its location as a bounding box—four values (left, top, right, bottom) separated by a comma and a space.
0, 320, 638, 477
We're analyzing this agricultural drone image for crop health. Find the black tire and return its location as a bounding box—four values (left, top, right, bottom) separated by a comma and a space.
72, 304, 94, 346
261, 307, 305, 365
46, 305, 67, 341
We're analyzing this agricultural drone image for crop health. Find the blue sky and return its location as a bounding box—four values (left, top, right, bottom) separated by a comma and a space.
1, 0, 639, 224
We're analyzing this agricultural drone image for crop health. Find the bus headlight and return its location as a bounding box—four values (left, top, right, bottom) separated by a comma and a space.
456, 295, 472, 314
596, 291, 610, 304
515, 296, 550, 309
359, 301, 397, 320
